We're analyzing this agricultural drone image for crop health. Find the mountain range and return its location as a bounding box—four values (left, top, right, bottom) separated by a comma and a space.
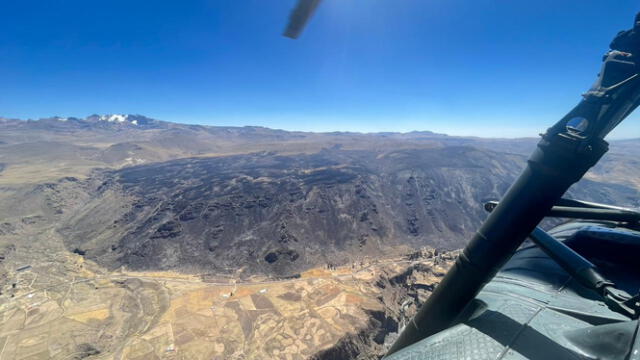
1, 114, 638, 277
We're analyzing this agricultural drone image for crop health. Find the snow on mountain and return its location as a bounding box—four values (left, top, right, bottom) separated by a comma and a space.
98, 114, 134, 124
79, 114, 162, 127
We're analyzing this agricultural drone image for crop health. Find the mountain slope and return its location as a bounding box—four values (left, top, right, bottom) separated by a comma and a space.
58, 146, 640, 276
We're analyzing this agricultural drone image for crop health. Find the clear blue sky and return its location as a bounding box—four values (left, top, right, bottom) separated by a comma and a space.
1, 1, 639, 138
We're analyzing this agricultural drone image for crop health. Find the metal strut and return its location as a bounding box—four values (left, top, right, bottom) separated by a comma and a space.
529, 227, 640, 319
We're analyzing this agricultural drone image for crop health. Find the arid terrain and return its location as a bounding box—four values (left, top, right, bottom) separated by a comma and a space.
0, 114, 639, 359
0, 241, 455, 360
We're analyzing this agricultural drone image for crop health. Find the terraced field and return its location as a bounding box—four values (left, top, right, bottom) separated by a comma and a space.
0, 248, 454, 360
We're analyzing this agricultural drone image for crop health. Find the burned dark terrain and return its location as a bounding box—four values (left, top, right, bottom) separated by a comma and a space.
59, 145, 639, 277
61, 147, 517, 276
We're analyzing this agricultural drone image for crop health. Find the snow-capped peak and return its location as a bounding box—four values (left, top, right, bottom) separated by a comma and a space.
99, 114, 130, 123
84, 114, 158, 127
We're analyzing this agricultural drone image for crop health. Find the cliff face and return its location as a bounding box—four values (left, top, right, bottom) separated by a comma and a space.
312, 250, 459, 360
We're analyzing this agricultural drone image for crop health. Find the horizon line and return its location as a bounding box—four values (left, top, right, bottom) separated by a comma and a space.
3, 113, 639, 141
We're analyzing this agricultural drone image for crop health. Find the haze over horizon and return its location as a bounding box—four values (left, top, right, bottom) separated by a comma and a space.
2, 0, 640, 138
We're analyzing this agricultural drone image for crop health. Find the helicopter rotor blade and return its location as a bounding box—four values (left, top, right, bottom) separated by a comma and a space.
283, 0, 323, 39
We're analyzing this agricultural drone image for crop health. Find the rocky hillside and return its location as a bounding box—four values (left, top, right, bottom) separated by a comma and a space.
58, 148, 639, 277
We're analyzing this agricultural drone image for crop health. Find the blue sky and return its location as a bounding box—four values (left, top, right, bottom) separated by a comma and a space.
1, 1, 639, 138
